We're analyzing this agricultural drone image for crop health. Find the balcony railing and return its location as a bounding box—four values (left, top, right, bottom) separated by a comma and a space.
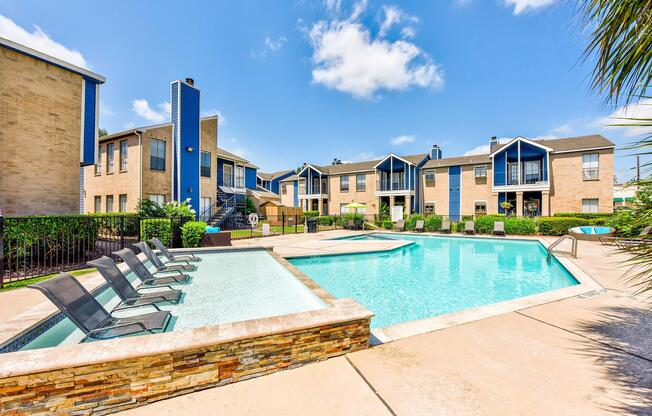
377, 181, 410, 192
298, 183, 328, 195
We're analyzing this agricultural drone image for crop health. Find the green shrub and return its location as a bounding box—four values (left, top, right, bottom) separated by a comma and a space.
504, 217, 536, 235
303, 210, 320, 218
381, 219, 394, 229
405, 214, 424, 231
424, 215, 443, 232
605, 209, 643, 237
474, 215, 502, 234
335, 213, 365, 227
136, 199, 165, 217
181, 221, 206, 248
141, 219, 172, 245
316, 216, 334, 226
536, 217, 590, 236
163, 200, 195, 219
455, 216, 474, 232
553, 212, 613, 219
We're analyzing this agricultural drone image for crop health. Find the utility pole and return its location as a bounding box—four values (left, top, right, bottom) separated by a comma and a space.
637, 156, 641, 181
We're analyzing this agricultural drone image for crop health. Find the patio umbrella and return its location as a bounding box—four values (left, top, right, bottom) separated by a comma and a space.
343, 202, 366, 215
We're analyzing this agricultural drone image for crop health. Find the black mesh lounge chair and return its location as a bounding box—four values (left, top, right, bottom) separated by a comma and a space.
439, 220, 451, 234
87, 256, 182, 308
492, 221, 505, 236
28, 273, 170, 342
599, 225, 651, 246
150, 238, 201, 263
114, 248, 191, 286
464, 221, 475, 235
415, 220, 425, 232
135, 242, 196, 273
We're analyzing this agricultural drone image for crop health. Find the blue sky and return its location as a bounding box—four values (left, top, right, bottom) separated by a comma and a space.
1, 0, 648, 180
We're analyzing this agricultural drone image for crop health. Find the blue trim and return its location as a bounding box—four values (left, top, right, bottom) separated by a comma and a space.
178, 83, 200, 218
81, 78, 99, 166
170, 82, 180, 201
448, 166, 461, 220
293, 180, 299, 207
245, 167, 257, 190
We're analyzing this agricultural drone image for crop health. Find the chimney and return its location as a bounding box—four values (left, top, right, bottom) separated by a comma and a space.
489, 136, 499, 151
331, 158, 342, 165
185, 77, 194, 86
429, 144, 442, 160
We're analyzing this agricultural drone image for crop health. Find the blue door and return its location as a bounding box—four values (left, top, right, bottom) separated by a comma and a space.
448, 166, 461, 220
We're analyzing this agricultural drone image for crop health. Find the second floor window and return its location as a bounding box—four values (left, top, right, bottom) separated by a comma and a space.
106, 143, 114, 173
201, 151, 211, 177
150, 139, 166, 171
119, 140, 128, 171
235, 166, 245, 188
340, 175, 349, 192
425, 170, 435, 186
94, 155, 101, 175
582, 153, 599, 180
356, 174, 366, 191
281, 183, 287, 194
474, 165, 487, 178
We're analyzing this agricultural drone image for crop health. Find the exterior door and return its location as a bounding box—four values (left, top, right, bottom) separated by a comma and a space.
448, 166, 461, 220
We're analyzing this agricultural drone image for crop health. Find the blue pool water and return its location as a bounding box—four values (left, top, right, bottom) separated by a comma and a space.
289, 234, 578, 328
20, 250, 325, 350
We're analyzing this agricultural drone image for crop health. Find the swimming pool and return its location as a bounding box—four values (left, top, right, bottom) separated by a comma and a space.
21, 249, 326, 350
289, 234, 578, 328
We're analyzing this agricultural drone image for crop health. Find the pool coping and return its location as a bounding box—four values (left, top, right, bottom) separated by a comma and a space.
283, 231, 605, 343
282, 239, 415, 259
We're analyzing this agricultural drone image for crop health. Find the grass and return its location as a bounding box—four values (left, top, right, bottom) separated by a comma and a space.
0, 268, 96, 292
229, 224, 305, 238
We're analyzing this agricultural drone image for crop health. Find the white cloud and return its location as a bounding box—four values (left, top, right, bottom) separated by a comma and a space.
390, 135, 416, 145
503, 0, 558, 15
379, 6, 418, 38
340, 151, 384, 164
132, 99, 170, 123
308, 1, 443, 99
400, 26, 416, 39
548, 123, 573, 135
597, 98, 652, 137
0, 14, 89, 68
463, 137, 511, 156
201, 109, 225, 124
251, 36, 287, 59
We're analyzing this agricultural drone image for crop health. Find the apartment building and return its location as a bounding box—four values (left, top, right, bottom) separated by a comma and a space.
280, 135, 615, 218
257, 170, 295, 194
0, 37, 105, 216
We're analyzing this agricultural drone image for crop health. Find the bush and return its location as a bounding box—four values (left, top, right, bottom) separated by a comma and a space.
504, 217, 536, 235
381, 219, 394, 229
141, 219, 171, 245
605, 210, 642, 237
303, 210, 320, 218
181, 221, 206, 248
316, 216, 334, 226
163, 200, 195, 219
136, 199, 165, 217
474, 215, 502, 234
87, 213, 139, 236
405, 214, 424, 231
553, 212, 613, 219
455, 216, 474, 232
536, 217, 590, 236
424, 215, 443, 232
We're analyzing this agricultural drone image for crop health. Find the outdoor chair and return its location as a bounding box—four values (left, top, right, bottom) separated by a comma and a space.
464, 221, 475, 235
150, 238, 201, 263
395, 220, 405, 231
28, 273, 170, 342
492, 221, 505, 236
347, 220, 360, 230
415, 220, 425, 232
87, 256, 182, 309
114, 248, 191, 286
135, 242, 196, 273
439, 220, 451, 234
599, 225, 651, 247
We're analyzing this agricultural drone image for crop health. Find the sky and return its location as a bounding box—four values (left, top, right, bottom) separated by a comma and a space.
1, 0, 649, 181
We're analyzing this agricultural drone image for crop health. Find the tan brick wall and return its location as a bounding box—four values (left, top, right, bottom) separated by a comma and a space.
141, 125, 174, 203
421, 167, 449, 215
200, 117, 218, 207
549, 149, 614, 214
0, 48, 84, 215
460, 164, 493, 215
328, 171, 378, 214
280, 181, 296, 207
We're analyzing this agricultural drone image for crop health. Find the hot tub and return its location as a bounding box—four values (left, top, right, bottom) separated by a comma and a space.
569, 226, 615, 241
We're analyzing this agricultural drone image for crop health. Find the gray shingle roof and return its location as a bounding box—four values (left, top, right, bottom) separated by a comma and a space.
491, 135, 614, 154
257, 170, 295, 181
423, 155, 491, 169
305, 153, 430, 175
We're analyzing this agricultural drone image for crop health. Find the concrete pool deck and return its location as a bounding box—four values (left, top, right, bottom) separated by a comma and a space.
116, 231, 652, 416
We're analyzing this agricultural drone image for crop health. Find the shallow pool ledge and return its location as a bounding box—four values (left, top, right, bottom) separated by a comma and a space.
0, 298, 373, 415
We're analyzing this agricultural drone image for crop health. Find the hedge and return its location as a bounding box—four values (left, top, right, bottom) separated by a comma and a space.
424, 215, 443, 232
553, 212, 613, 219
504, 217, 536, 235
381, 219, 394, 229
405, 214, 424, 231
316, 216, 335, 226
141, 219, 172, 246
536, 217, 591, 236
303, 210, 320, 218
181, 221, 206, 248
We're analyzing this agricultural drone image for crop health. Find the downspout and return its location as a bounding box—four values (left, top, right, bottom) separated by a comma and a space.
135, 130, 143, 203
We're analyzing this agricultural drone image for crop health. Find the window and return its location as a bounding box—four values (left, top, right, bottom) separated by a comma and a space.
106, 143, 114, 173
119, 140, 128, 171
582, 153, 599, 180
95, 147, 101, 175
424, 202, 435, 214
106, 195, 114, 213
340, 175, 349, 192
523, 160, 541, 184
281, 183, 288, 195
356, 174, 366, 192
582, 198, 599, 213
474, 165, 487, 178
474, 201, 487, 214
340, 203, 349, 214
149, 194, 165, 206
223, 164, 234, 186
119, 194, 127, 212
201, 151, 211, 177
424, 170, 435, 186
94, 196, 101, 213
200, 197, 211, 216
150, 139, 166, 171
235, 166, 245, 188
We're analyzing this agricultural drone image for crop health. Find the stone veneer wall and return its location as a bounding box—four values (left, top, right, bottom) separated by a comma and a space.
0, 307, 371, 415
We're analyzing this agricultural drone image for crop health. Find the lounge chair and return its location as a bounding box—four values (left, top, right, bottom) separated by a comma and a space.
135, 242, 196, 273
492, 221, 505, 236
599, 225, 651, 246
464, 221, 475, 235
87, 256, 182, 308
29, 273, 170, 342
439, 220, 451, 234
415, 220, 425, 232
395, 220, 405, 231
150, 237, 201, 263
114, 248, 191, 286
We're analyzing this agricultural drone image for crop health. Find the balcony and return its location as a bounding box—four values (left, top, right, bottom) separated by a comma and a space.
221, 173, 245, 192
375, 178, 414, 196
493, 165, 549, 192
298, 183, 328, 199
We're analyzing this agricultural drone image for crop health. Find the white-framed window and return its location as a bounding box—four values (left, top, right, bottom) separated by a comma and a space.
94, 196, 101, 213
474, 165, 487, 178
235, 165, 245, 188
281, 183, 287, 194
356, 174, 366, 192
200, 197, 211, 215
149, 194, 165, 207
424, 170, 435, 186
582, 198, 599, 213
119, 194, 128, 212
474, 201, 487, 214
223, 164, 234, 186
200, 151, 211, 177
95, 146, 102, 175
106, 143, 115, 173
582, 153, 599, 180
119, 140, 128, 171
424, 202, 435, 213
150, 139, 166, 171
106, 195, 114, 213
340, 175, 349, 192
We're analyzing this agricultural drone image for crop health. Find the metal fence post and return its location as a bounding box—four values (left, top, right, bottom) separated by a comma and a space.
282, 213, 285, 235
0, 212, 4, 288
295, 215, 298, 234
119, 215, 125, 250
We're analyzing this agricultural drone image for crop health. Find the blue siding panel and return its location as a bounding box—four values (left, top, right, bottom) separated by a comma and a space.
179, 83, 200, 217
171, 82, 180, 201
293, 180, 298, 207
245, 167, 257, 190
448, 166, 461, 220
494, 151, 506, 186
81, 78, 98, 166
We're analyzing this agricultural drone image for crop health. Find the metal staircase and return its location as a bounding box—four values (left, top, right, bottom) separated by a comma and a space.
200, 187, 241, 227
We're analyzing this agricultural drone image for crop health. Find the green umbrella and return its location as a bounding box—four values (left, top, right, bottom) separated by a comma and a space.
344, 202, 366, 215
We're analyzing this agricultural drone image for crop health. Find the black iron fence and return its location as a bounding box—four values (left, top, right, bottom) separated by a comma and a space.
0, 214, 190, 287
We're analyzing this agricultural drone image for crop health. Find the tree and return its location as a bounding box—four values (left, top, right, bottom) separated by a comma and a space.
99, 128, 108, 137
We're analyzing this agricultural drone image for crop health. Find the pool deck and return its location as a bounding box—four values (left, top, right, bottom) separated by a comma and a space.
116, 231, 652, 416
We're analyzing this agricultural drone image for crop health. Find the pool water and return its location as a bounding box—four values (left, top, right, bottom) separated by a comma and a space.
289, 234, 578, 328
21, 250, 326, 350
